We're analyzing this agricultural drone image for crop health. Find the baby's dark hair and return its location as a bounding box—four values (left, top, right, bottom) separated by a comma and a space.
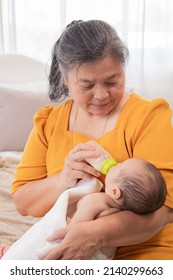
48, 19, 129, 101
118, 160, 167, 214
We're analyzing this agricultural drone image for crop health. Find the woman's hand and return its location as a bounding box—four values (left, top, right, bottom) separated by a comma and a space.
43, 222, 99, 260
58, 143, 101, 189
12, 143, 101, 217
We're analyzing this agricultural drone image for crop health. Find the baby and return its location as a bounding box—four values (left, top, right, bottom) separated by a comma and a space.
1, 158, 166, 259
68, 157, 167, 259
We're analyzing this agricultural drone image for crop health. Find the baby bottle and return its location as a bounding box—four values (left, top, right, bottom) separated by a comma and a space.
86, 141, 117, 175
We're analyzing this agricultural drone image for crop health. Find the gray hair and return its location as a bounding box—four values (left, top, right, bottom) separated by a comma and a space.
48, 20, 129, 101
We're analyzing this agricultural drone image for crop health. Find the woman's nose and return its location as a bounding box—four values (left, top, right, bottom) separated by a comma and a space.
93, 85, 109, 100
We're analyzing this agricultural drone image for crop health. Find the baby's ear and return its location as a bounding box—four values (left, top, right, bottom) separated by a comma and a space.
112, 187, 122, 200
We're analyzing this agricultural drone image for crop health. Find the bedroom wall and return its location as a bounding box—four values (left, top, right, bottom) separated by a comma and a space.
0, 0, 172, 111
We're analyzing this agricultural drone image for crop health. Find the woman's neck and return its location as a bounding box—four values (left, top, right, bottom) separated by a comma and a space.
70, 91, 130, 138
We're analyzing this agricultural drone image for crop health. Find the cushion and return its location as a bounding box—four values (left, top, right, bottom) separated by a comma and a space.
0, 82, 55, 151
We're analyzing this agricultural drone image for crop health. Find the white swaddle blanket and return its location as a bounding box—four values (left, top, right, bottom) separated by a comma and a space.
2, 178, 103, 260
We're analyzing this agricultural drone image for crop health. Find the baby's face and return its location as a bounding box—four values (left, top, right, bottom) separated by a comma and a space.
105, 158, 145, 196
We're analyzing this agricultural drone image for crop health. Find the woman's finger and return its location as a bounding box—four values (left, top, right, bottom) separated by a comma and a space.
66, 161, 100, 177
68, 143, 100, 160
43, 246, 64, 260
47, 228, 67, 242
67, 150, 100, 163
69, 143, 97, 154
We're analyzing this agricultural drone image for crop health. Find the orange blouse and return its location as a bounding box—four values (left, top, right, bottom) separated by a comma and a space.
12, 93, 173, 259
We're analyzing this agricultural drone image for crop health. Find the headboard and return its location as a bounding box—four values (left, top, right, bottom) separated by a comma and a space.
0, 54, 54, 151
0, 53, 49, 83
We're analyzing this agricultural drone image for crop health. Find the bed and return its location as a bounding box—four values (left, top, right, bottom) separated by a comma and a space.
0, 151, 39, 245
0, 54, 63, 249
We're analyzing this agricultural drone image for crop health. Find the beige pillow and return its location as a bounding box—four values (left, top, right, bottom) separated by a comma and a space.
0, 82, 55, 151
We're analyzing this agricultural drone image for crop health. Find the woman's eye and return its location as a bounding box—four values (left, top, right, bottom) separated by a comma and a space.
81, 85, 94, 90
106, 82, 117, 87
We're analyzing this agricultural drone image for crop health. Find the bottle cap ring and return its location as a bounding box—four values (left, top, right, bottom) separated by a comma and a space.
100, 158, 117, 175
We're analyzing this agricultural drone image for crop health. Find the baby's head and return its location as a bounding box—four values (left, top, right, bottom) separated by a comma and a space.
105, 158, 167, 214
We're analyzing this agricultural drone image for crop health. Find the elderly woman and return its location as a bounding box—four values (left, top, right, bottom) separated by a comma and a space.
11, 20, 173, 260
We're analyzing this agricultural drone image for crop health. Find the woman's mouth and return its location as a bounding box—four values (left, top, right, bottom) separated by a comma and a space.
92, 103, 109, 107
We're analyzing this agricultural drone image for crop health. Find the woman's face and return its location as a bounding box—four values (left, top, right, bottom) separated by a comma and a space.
65, 55, 125, 116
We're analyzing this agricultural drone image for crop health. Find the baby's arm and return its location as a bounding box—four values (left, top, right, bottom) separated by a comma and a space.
69, 192, 119, 226
68, 192, 119, 259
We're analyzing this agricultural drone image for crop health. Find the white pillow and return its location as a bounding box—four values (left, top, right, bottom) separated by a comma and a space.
0, 82, 55, 151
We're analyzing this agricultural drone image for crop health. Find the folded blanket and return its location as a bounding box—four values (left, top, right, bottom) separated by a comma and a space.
2, 178, 103, 260
0, 152, 39, 246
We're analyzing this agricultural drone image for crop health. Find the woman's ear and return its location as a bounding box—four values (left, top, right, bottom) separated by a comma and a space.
112, 187, 122, 200
63, 78, 69, 92
64, 78, 67, 86
63, 74, 68, 86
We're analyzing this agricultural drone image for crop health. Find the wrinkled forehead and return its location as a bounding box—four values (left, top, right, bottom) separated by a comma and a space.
66, 55, 124, 80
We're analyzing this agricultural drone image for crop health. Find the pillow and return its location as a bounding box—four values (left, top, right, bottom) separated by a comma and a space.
0, 82, 56, 151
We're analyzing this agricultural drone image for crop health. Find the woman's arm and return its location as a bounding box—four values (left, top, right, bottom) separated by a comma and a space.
43, 205, 173, 259
98, 205, 173, 248
12, 173, 65, 217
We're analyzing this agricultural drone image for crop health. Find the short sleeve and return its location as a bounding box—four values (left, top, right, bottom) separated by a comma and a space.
11, 106, 54, 194
133, 99, 173, 208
